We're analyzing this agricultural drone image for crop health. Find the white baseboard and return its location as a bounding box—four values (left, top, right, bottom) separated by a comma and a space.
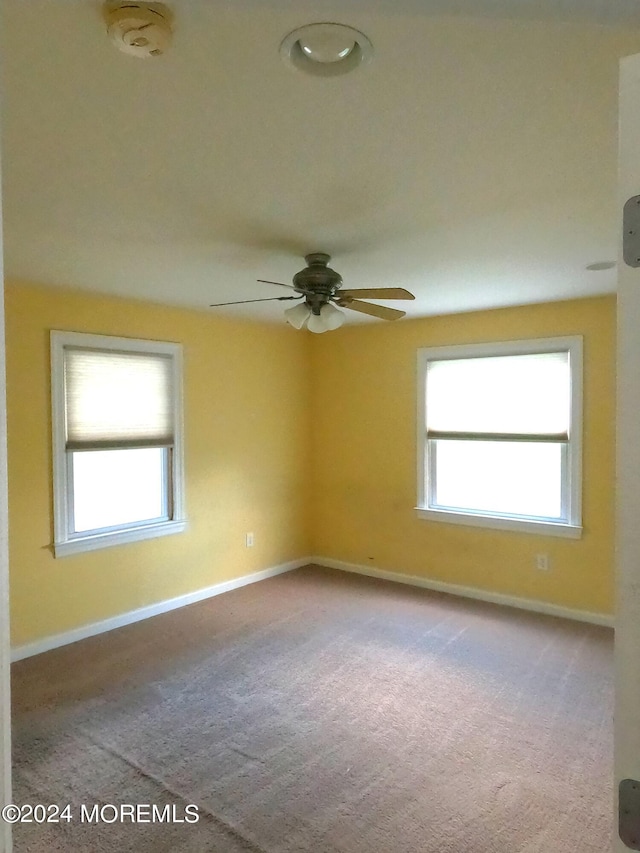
11, 557, 310, 662
12, 555, 613, 662
313, 557, 615, 628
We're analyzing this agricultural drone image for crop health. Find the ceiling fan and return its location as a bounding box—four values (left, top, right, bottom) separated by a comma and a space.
210, 252, 415, 333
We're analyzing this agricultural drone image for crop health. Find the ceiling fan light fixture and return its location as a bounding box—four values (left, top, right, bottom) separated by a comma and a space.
319, 302, 345, 330
307, 312, 328, 334
231, 252, 414, 327
306, 303, 345, 334
284, 302, 311, 329
280, 24, 373, 77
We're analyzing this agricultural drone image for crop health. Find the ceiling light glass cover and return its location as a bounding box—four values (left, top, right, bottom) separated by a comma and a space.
300, 30, 355, 63
307, 304, 345, 334
284, 302, 311, 329
280, 23, 373, 77
285, 302, 345, 333
319, 303, 345, 330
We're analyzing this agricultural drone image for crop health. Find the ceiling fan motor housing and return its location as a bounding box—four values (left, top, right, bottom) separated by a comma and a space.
293, 253, 343, 311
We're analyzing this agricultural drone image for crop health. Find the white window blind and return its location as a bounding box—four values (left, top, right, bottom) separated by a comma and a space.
426, 351, 570, 440
416, 337, 582, 537
64, 348, 174, 450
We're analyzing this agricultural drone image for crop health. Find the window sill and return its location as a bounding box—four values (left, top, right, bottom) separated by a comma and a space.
54, 519, 187, 557
414, 507, 582, 539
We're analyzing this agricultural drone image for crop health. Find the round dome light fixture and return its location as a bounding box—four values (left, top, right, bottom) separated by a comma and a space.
280, 23, 373, 77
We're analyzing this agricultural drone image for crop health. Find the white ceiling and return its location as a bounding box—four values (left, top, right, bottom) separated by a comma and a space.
2, 0, 640, 324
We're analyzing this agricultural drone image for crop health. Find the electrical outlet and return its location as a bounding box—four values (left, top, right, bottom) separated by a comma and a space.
245, 532, 254, 547
535, 553, 550, 571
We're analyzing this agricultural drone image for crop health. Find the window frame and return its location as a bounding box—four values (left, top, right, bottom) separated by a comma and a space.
415, 336, 583, 538
51, 331, 186, 557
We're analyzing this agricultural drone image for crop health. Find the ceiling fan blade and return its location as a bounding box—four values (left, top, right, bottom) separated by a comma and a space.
257, 279, 296, 289
336, 298, 406, 321
338, 288, 415, 300
210, 296, 299, 307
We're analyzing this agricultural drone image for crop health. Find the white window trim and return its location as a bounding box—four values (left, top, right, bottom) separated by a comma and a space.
51, 331, 186, 557
415, 335, 583, 538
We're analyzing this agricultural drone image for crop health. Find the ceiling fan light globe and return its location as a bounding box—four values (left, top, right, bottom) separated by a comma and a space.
284, 302, 311, 329
320, 303, 344, 330
307, 312, 330, 333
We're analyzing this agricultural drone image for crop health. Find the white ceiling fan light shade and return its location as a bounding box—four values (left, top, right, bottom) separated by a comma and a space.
279, 24, 373, 77
306, 304, 345, 333
307, 312, 329, 334
284, 302, 311, 329
319, 302, 345, 330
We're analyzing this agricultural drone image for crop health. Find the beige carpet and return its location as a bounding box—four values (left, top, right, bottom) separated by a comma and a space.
11, 565, 613, 852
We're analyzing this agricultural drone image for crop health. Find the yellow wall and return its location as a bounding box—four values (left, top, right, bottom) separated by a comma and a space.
309, 296, 616, 615
6, 281, 311, 646
5, 285, 616, 647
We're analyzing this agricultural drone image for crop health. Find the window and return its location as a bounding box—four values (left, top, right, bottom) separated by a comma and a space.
416, 336, 582, 537
51, 331, 185, 556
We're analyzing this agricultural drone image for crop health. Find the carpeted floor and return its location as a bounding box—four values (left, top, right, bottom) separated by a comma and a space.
11, 565, 613, 852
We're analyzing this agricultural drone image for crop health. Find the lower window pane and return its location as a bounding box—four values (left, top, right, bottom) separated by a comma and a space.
72, 448, 166, 533
433, 440, 563, 519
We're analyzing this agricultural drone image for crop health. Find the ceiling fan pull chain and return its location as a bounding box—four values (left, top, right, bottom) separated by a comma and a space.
209, 295, 301, 307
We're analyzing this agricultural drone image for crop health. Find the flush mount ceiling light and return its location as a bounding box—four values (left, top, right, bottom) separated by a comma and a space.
279, 23, 373, 77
